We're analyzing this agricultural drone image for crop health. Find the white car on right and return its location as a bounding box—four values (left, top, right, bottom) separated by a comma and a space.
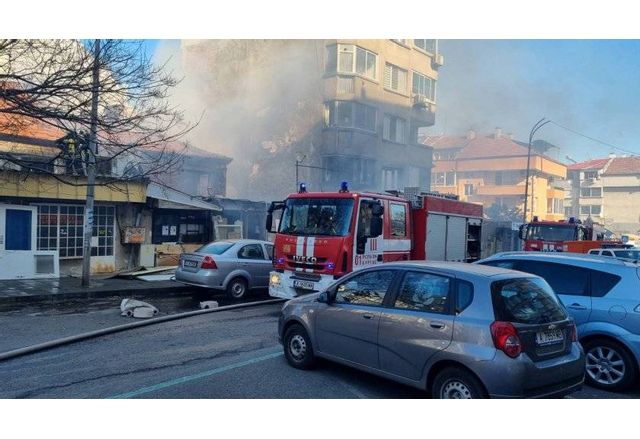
588, 248, 640, 263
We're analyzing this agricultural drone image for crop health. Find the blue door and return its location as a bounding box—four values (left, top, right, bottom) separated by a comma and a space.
5, 209, 32, 250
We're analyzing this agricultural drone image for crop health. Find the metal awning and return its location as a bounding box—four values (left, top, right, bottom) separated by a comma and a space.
146, 182, 222, 211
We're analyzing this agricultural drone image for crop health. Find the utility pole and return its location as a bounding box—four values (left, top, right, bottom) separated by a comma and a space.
523, 118, 551, 225
81, 39, 101, 287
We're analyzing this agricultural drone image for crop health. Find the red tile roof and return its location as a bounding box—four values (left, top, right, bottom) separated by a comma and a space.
421, 135, 467, 150
567, 158, 611, 171
422, 134, 530, 159
0, 113, 63, 141
603, 156, 640, 175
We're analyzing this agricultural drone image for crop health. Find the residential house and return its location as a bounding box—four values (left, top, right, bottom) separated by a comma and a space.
423, 129, 567, 221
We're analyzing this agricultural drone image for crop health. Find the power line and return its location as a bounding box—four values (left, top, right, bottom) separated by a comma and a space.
549, 120, 639, 157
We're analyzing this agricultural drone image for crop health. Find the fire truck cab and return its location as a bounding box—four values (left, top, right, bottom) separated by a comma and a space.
519, 216, 623, 252
266, 183, 482, 299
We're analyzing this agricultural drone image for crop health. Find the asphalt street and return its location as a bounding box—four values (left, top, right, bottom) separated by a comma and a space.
0, 302, 638, 399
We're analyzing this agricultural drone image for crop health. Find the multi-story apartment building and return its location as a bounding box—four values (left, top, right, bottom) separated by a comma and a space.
564, 157, 610, 222
179, 39, 441, 197
566, 155, 640, 235
423, 129, 567, 221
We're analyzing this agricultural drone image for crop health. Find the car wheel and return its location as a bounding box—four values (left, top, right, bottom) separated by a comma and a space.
432, 367, 487, 399
283, 324, 316, 370
226, 277, 248, 300
583, 338, 637, 391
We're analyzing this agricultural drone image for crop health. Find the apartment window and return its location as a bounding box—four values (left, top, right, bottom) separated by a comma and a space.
564, 207, 573, 217
464, 184, 474, 196
326, 101, 377, 132
414, 39, 437, 54
583, 171, 598, 180
580, 205, 602, 216
383, 115, 406, 143
382, 168, 402, 190
36, 204, 114, 258
432, 171, 456, 187
412, 72, 436, 101
323, 156, 376, 185
580, 187, 602, 197
337, 45, 377, 80
384, 63, 408, 93
547, 198, 564, 214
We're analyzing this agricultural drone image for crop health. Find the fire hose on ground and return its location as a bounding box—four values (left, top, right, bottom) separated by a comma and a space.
0, 298, 285, 362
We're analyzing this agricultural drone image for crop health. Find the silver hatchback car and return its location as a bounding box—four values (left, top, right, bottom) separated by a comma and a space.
278, 262, 585, 398
175, 239, 274, 299
479, 252, 640, 391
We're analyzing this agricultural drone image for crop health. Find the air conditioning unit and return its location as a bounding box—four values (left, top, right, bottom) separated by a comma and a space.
431, 53, 444, 68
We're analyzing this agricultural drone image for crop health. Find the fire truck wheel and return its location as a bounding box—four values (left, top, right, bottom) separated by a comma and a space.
284, 324, 316, 369
226, 277, 248, 300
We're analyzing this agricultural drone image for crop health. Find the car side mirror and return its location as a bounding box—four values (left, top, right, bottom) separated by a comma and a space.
265, 213, 273, 232
317, 291, 328, 303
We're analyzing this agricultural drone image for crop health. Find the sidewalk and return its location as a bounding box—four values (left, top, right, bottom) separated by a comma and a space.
0, 275, 193, 308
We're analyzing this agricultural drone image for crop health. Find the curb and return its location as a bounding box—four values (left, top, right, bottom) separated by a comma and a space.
0, 298, 285, 362
0, 284, 195, 307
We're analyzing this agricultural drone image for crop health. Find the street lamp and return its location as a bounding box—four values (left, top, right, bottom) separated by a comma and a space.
523, 118, 551, 224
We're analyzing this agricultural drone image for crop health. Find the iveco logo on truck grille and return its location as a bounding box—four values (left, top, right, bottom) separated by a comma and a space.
291, 255, 318, 263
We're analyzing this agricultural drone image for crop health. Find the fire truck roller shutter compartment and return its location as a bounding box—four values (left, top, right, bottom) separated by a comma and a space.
446, 215, 467, 262
426, 214, 446, 260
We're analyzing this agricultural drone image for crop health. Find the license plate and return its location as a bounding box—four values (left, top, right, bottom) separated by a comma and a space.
293, 280, 315, 290
184, 260, 198, 268
536, 329, 564, 345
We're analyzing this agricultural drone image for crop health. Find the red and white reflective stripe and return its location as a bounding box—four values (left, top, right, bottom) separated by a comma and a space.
305, 237, 315, 273
295, 237, 304, 272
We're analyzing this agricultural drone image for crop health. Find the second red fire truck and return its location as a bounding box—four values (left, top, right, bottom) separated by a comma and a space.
519, 216, 625, 253
266, 183, 483, 299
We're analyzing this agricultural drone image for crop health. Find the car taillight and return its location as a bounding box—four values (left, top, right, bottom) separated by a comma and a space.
201, 256, 217, 269
569, 322, 578, 342
490, 321, 522, 358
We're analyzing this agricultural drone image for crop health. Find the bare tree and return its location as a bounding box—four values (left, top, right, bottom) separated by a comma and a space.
0, 39, 194, 285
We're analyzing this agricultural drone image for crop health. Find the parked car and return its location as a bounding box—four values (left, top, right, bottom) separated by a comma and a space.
478, 252, 640, 391
175, 239, 274, 299
278, 262, 584, 398
587, 248, 640, 263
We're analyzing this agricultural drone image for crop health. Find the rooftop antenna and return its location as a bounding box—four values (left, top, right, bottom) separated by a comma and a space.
565, 155, 577, 164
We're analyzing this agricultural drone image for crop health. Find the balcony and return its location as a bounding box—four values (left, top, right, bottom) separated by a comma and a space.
474, 184, 525, 196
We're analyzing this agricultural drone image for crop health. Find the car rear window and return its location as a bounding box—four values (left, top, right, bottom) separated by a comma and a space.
591, 270, 622, 297
196, 242, 234, 255
491, 277, 568, 324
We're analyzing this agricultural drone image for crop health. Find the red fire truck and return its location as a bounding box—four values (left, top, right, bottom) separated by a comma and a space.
266, 183, 483, 299
519, 216, 624, 252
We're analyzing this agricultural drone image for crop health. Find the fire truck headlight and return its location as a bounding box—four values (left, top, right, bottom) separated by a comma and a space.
270, 273, 282, 286
327, 262, 335, 270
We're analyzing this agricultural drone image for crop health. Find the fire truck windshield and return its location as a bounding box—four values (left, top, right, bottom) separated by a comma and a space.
526, 224, 577, 241
279, 198, 354, 236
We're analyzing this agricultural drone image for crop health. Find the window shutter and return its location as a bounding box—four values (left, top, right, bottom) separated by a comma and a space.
384, 63, 392, 89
